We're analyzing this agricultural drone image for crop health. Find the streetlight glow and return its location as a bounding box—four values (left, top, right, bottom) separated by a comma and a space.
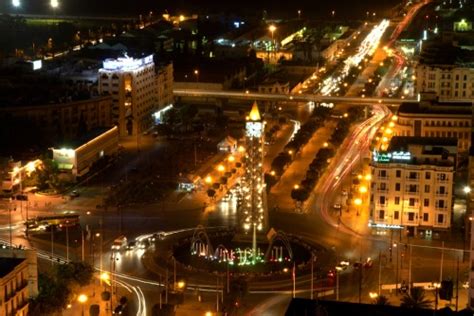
354, 198, 362, 206
268, 25, 277, 33
12, 0, 20, 7
464, 186, 471, 194
205, 175, 213, 184
359, 186, 368, 194
217, 164, 225, 172
50, 0, 59, 8
77, 294, 88, 303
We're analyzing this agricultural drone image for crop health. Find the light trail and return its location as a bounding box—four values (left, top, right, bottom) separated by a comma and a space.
319, 20, 390, 97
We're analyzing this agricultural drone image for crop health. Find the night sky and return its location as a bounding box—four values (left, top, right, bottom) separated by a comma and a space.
1, 0, 400, 19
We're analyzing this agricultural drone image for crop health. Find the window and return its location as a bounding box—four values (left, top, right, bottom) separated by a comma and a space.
396, 170, 401, 178
437, 173, 447, 181
379, 170, 387, 178
438, 186, 445, 194
408, 213, 415, 221
394, 211, 399, 220
425, 172, 431, 180
395, 197, 400, 205
379, 210, 385, 220
379, 196, 386, 205
437, 200, 445, 208
395, 183, 401, 191
425, 185, 430, 193
424, 199, 429, 207
380, 183, 387, 191
438, 214, 444, 224
408, 184, 417, 193
423, 213, 429, 221
408, 172, 418, 179
409, 198, 416, 206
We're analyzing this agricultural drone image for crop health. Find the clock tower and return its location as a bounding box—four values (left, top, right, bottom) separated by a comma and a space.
241, 102, 266, 261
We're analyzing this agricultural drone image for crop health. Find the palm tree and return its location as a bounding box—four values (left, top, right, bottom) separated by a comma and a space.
400, 287, 433, 309
374, 295, 390, 306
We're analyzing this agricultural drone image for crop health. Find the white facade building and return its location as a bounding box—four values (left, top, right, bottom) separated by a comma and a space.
99, 55, 158, 136
370, 137, 457, 236
416, 63, 474, 102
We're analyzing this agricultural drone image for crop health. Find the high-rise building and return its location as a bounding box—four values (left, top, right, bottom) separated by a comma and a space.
370, 137, 457, 236
98, 54, 158, 136
241, 102, 266, 259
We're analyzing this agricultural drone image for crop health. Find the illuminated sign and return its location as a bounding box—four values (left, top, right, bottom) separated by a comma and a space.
246, 122, 262, 138
391, 151, 411, 160
102, 54, 154, 71
373, 150, 411, 163
368, 221, 403, 229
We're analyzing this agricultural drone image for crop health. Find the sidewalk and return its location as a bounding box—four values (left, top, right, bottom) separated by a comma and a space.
61, 278, 119, 316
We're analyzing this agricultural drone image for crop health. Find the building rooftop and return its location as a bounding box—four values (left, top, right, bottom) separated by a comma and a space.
388, 136, 458, 152
418, 40, 474, 66
398, 101, 472, 115
56, 126, 117, 150
0, 258, 25, 278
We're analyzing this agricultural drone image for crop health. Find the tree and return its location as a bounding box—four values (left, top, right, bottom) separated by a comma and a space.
179, 104, 198, 131
55, 261, 94, 287
207, 189, 216, 199
291, 188, 309, 202
29, 273, 71, 315
400, 287, 433, 309
37, 158, 60, 191
374, 295, 390, 305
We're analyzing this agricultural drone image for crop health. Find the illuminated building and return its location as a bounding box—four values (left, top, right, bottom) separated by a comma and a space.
52, 126, 119, 180
241, 102, 267, 261
370, 137, 457, 236
395, 97, 472, 152
99, 54, 158, 136
415, 42, 474, 102
0, 249, 38, 316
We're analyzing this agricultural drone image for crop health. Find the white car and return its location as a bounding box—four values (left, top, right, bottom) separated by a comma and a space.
333, 203, 342, 210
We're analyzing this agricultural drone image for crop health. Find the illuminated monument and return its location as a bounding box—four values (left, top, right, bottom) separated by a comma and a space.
240, 102, 267, 262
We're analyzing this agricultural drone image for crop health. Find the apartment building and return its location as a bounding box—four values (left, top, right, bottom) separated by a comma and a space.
370, 137, 457, 236
99, 54, 158, 136
0, 249, 38, 316
395, 97, 472, 153
415, 41, 474, 101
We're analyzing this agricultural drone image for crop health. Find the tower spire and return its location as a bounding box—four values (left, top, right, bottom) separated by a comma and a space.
249, 101, 261, 121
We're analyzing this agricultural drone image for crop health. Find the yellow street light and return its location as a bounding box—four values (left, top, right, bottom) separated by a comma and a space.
354, 198, 362, 206
359, 186, 368, 194
50, 0, 59, 8
293, 184, 300, 190
269, 24, 277, 33
194, 69, 199, 75
78, 294, 88, 303
270, 170, 276, 176
464, 186, 471, 194
369, 292, 379, 299
205, 175, 213, 184
288, 150, 293, 155
391, 115, 398, 121
217, 164, 225, 173
343, 113, 348, 118
177, 280, 186, 289
100, 272, 111, 286
238, 146, 245, 153
283, 267, 289, 273
323, 142, 329, 147
385, 128, 393, 135
205, 312, 213, 316
357, 174, 363, 180
389, 122, 395, 128
364, 174, 372, 181
382, 136, 388, 143
228, 155, 235, 162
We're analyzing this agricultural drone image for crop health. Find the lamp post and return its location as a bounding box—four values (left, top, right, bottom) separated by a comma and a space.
12, 0, 20, 8
194, 69, 199, 82
78, 294, 88, 316
268, 25, 276, 52
433, 282, 441, 311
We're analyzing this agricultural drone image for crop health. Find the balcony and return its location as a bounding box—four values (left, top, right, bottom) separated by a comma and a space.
435, 206, 448, 211
378, 176, 389, 180
436, 178, 449, 184
405, 190, 419, 195
376, 189, 389, 193
405, 176, 420, 182
435, 192, 448, 197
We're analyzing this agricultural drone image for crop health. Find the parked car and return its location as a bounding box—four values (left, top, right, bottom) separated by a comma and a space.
111, 236, 127, 251
69, 190, 80, 198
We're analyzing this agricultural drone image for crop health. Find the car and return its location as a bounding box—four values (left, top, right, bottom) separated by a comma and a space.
111, 236, 127, 251
113, 305, 124, 314
125, 241, 137, 250
69, 190, 80, 198
333, 203, 342, 210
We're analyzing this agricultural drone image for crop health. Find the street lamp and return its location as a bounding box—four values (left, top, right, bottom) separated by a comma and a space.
12, 0, 20, 7
268, 25, 277, 51
77, 294, 88, 316
194, 69, 199, 82
323, 142, 329, 148
293, 184, 300, 190
463, 186, 471, 194
433, 282, 441, 310
369, 292, 378, 299
217, 164, 225, 173
354, 198, 362, 216
359, 186, 368, 194
205, 175, 213, 184
228, 155, 235, 163
50, 0, 59, 8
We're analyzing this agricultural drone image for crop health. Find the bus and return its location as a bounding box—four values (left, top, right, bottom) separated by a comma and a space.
25, 214, 80, 232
